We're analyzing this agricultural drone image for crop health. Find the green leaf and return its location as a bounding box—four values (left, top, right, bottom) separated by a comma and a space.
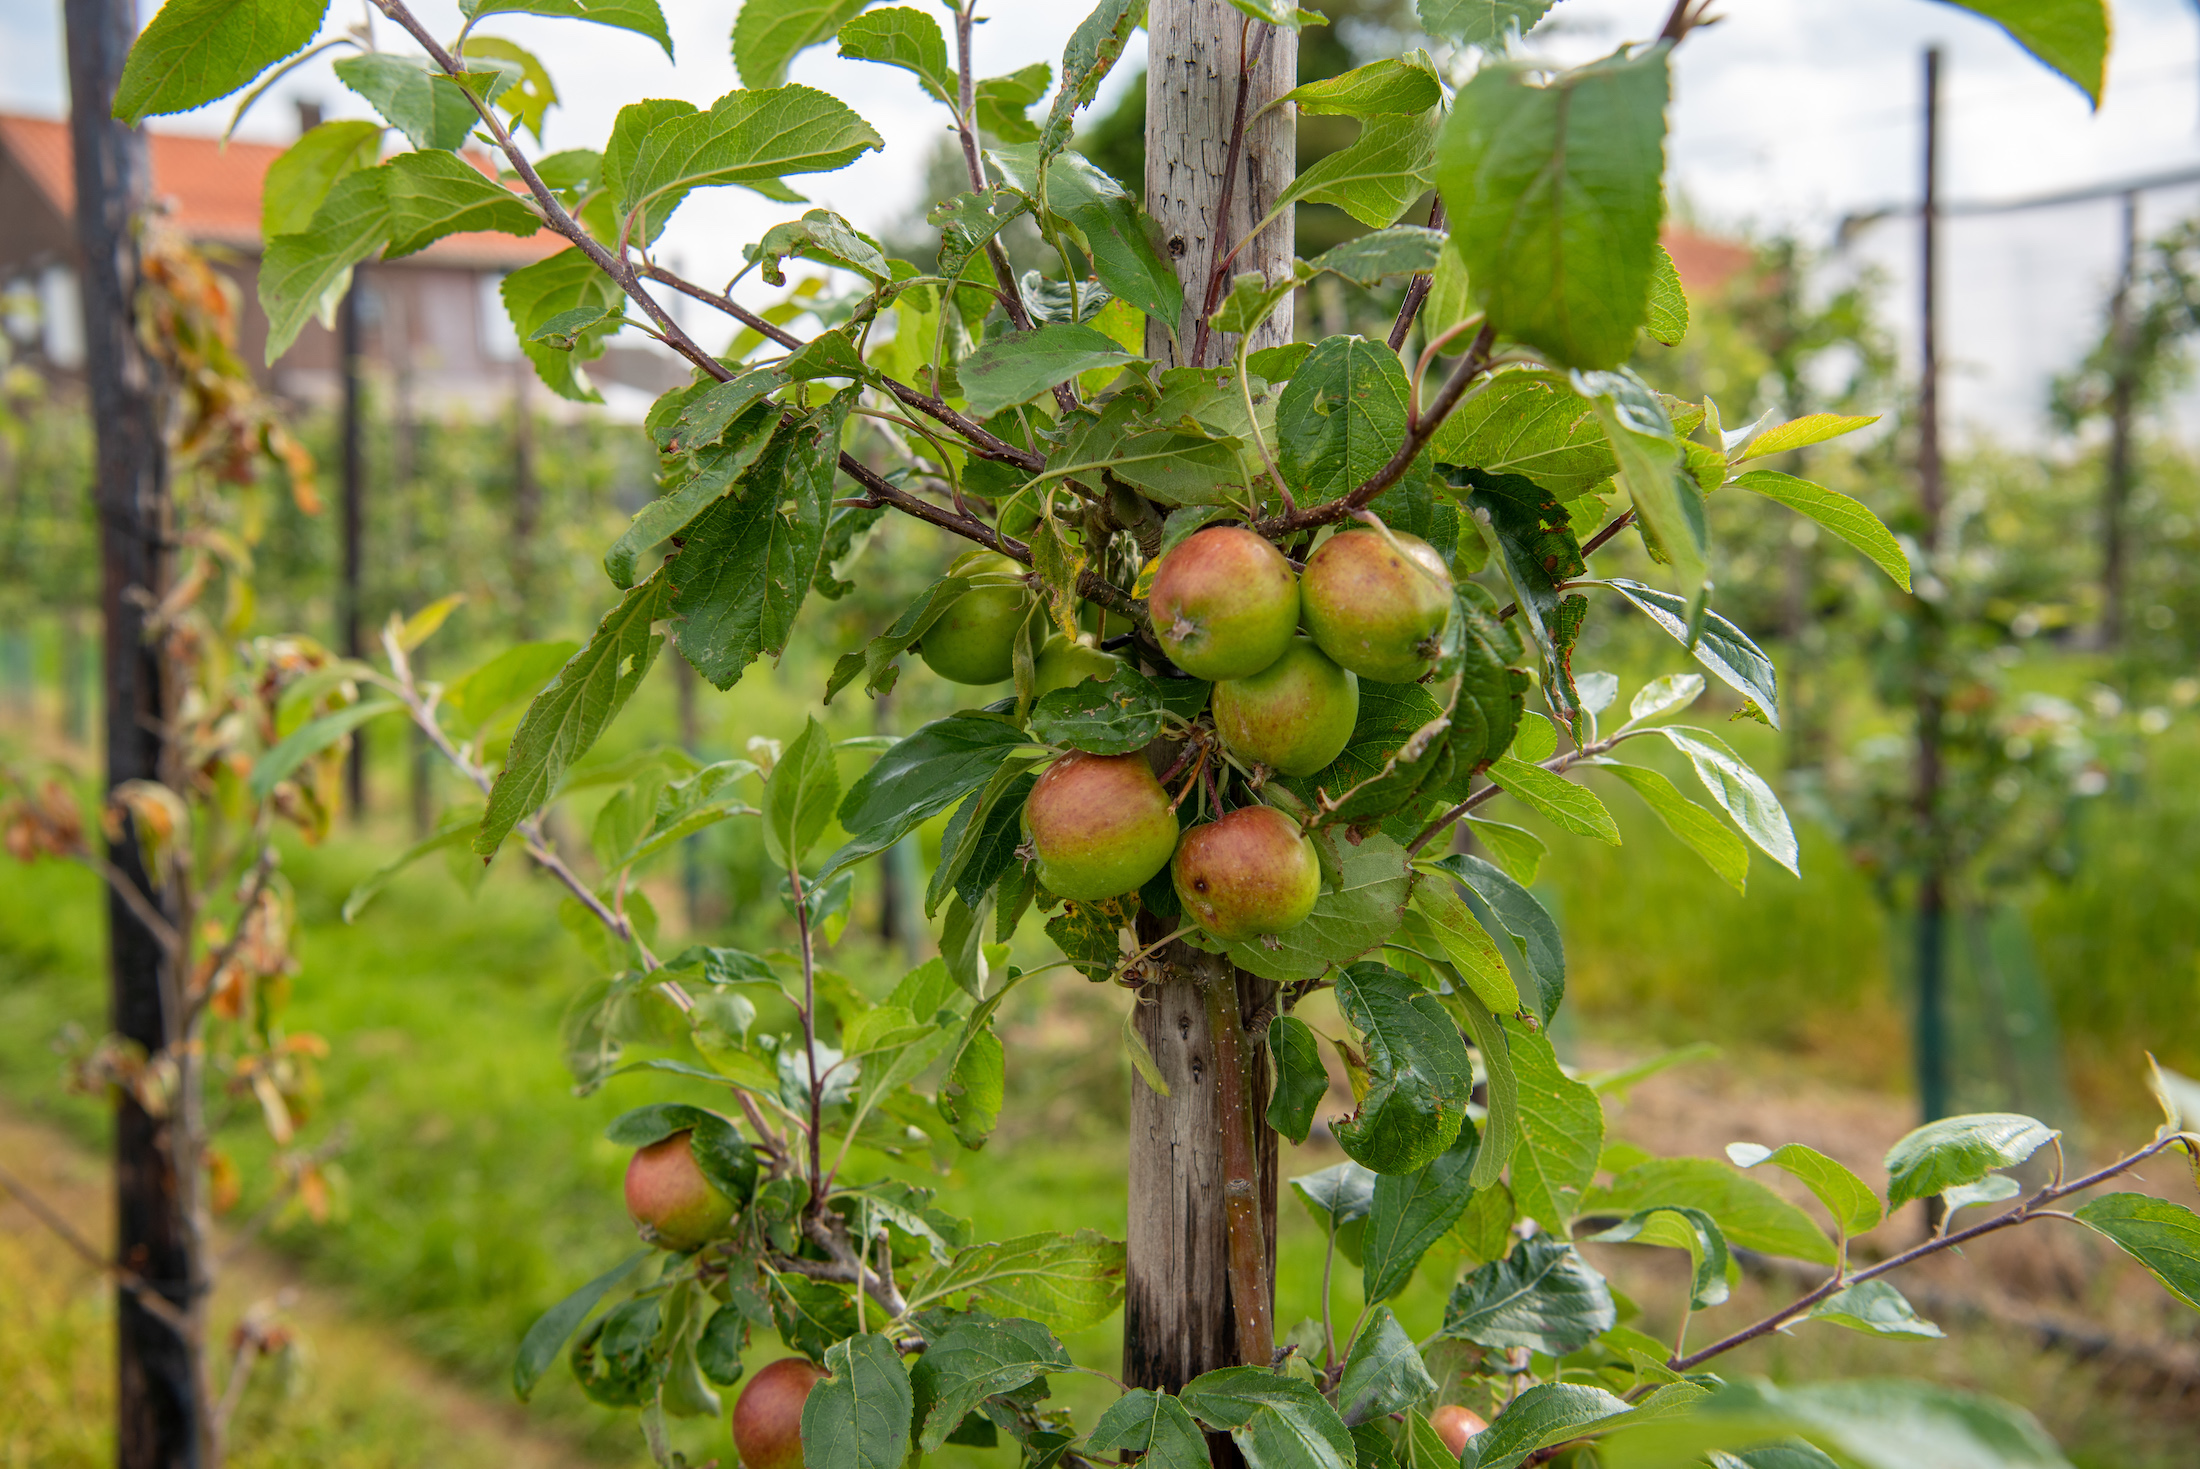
259, 167, 390, 364
1594, 580, 1781, 730
802, 1334, 913, 1469
753, 209, 890, 287
1584, 1158, 1837, 1266
1276, 335, 1411, 505
1724, 1142, 1883, 1240
961, 322, 1144, 418
1883, 1113, 2057, 1211
463, 0, 672, 57
1441, 1236, 1615, 1355
668, 394, 848, 689
1601, 1377, 2076, 1469
1332, 962, 1475, 1175
1731, 470, 1911, 591
833, 712, 1033, 851
1363, 1121, 1480, 1303
115, 0, 331, 123
1214, 834, 1414, 983
609, 410, 780, 586
1044, 0, 1144, 156
250, 699, 399, 800
1573, 370, 1707, 597
1181, 1369, 1356, 1469
1277, 54, 1444, 118
1431, 853, 1564, 1021
1707, 1444, 1842, 1469
1590, 1206, 1732, 1310
1028, 665, 1168, 755
380, 148, 540, 258
1226, 0, 1330, 27
501, 247, 624, 402
1278, 112, 1439, 230
1645, 245, 1688, 346
909, 1230, 1126, 1332
838, 5, 953, 99
1454, 467, 1589, 727
732, 0, 870, 87
1944, 0, 2108, 105
1506, 1019, 1603, 1234
1471, 1383, 1636, 1469
1293, 1160, 1379, 1232
992, 144, 1181, 332
2073, 1193, 2200, 1310
476, 573, 670, 854
1337, 1305, 1438, 1426
511, 1250, 647, 1400
1412, 883, 1516, 1015
1417, 0, 1555, 48
1650, 727, 1796, 875
443, 639, 579, 733
1087, 1389, 1212, 1468
975, 63, 1052, 144
458, 36, 557, 142
1450, 993, 1518, 1190
1266, 1015, 1329, 1146
1734, 412, 1880, 461
1804, 1279, 1943, 1338
612, 86, 882, 238
340, 808, 480, 922
1435, 48, 1668, 369
939, 1013, 1005, 1149
1601, 763, 1749, 894
261, 120, 381, 241
1488, 756, 1620, 844
1464, 819, 1544, 884
1431, 370, 1615, 499
1310, 227, 1448, 288
332, 54, 479, 151
760, 716, 838, 866
909, 1315, 1071, 1452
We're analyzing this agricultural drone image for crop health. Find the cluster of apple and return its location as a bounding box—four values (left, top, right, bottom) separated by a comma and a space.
920, 519, 1454, 942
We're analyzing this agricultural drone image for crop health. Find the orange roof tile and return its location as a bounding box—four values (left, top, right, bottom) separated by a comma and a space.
1661, 225, 1755, 298
0, 113, 560, 267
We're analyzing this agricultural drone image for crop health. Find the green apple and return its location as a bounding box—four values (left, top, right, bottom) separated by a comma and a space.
1023, 751, 1180, 901
1149, 526, 1299, 681
1212, 636, 1358, 777
919, 554, 1027, 684
1172, 805, 1321, 941
1300, 525, 1452, 683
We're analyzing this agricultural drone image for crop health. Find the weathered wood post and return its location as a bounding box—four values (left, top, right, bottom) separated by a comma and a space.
1126, 5, 1296, 1456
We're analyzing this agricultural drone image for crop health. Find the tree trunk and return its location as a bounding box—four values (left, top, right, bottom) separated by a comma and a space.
64, 1, 203, 1463
1126, 6, 1294, 1453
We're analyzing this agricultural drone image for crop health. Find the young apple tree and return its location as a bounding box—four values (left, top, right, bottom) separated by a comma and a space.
111, 0, 2200, 1465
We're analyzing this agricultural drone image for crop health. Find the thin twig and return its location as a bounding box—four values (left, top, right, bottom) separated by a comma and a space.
1259, 324, 1497, 536
1404, 726, 1645, 856
0, 1159, 192, 1336
1386, 199, 1448, 352
80, 850, 183, 959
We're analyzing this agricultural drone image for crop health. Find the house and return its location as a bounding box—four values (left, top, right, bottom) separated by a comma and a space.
0, 109, 685, 416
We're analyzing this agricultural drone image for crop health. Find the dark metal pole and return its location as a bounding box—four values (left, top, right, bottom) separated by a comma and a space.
340, 275, 366, 818
2098, 192, 2140, 648
1914, 46, 1951, 1158
63, 0, 202, 1461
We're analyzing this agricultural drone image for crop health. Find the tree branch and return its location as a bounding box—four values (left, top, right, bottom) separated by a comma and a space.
1405, 725, 1645, 856
1259, 324, 1497, 536
0, 1158, 192, 1336
1386, 199, 1447, 352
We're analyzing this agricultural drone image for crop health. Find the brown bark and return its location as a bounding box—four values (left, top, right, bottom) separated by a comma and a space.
66, 0, 203, 1461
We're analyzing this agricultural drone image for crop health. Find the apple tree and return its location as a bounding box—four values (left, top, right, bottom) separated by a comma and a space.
108, 0, 2200, 1465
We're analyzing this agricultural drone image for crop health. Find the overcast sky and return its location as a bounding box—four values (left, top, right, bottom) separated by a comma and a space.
7, 0, 2200, 437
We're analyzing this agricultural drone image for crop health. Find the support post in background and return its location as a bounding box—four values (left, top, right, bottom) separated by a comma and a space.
1913, 47, 1951, 1191
1128, 7, 1294, 1455
339, 272, 366, 820
64, 0, 203, 1460
2098, 191, 2140, 649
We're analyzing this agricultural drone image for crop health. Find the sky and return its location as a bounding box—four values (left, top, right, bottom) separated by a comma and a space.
7, 0, 2200, 439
